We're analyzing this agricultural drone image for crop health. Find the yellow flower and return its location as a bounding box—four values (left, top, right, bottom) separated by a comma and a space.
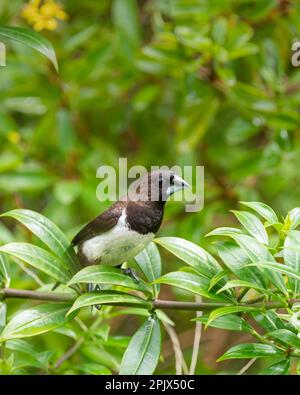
8, 131, 21, 144
21, 0, 68, 31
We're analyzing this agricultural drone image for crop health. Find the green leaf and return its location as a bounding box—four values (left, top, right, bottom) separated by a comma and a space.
217, 279, 272, 296
0, 253, 10, 286
0, 353, 14, 374
81, 344, 120, 371
64, 25, 98, 54
67, 291, 150, 316
112, 0, 140, 47
14, 351, 54, 370
267, 329, 300, 349
287, 208, 300, 229
290, 311, 300, 332
206, 227, 243, 237
154, 271, 231, 302
246, 261, 300, 283
0, 168, 54, 192
0, 222, 14, 244
230, 233, 273, 262
216, 242, 266, 287
0, 26, 58, 71
260, 359, 290, 375
135, 242, 161, 297
0, 242, 72, 283
54, 179, 80, 205
195, 314, 252, 332
107, 308, 174, 326
206, 306, 262, 328
283, 230, 300, 295
252, 311, 286, 332
217, 343, 284, 361
211, 16, 228, 45
120, 315, 161, 375
78, 363, 111, 375
67, 265, 151, 293
240, 201, 279, 225
209, 269, 230, 291
0, 303, 7, 331
0, 304, 73, 341
231, 210, 269, 244
1, 209, 79, 273
6, 339, 36, 356
229, 234, 287, 294
155, 237, 222, 279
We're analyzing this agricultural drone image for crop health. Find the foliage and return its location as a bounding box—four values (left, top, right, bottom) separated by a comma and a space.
0, 203, 300, 374
1, 0, 300, 375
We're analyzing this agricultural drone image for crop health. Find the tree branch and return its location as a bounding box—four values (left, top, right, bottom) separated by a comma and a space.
1, 288, 300, 311
1, 288, 75, 303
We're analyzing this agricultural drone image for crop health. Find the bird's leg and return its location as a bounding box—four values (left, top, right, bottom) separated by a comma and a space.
122, 268, 140, 284
87, 283, 101, 292
52, 282, 60, 291
88, 283, 102, 311
116, 263, 140, 284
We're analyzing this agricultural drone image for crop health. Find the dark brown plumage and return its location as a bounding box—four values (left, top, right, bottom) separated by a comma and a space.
72, 170, 189, 268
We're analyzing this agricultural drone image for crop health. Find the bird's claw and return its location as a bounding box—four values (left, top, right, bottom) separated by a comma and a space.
122, 268, 140, 284
88, 283, 101, 292
88, 283, 102, 310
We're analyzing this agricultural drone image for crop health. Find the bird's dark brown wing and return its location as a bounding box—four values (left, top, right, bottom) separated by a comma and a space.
71, 201, 126, 246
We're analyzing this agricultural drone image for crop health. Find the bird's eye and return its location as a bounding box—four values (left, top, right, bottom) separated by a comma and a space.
170, 175, 175, 184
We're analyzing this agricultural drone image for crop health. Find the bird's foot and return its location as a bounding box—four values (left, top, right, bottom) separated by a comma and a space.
51, 281, 60, 291
122, 268, 140, 284
88, 283, 102, 310
88, 283, 101, 292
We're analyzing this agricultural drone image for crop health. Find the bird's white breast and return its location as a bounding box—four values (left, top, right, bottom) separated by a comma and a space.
81, 209, 154, 266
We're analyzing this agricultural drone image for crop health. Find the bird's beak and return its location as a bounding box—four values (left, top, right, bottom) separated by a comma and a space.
175, 175, 190, 190
167, 174, 190, 197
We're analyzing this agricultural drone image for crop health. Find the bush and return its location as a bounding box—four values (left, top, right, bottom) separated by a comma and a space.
0, 202, 300, 375
1, 0, 300, 375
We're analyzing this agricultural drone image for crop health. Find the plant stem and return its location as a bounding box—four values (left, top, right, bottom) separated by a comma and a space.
162, 321, 188, 375
189, 295, 202, 375
237, 358, 257, 375
1, 288, 300, 311
1, 288, 75, 302
54, 338, 84, 369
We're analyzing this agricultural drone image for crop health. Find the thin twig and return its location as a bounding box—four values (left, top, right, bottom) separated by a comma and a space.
237, 358, 257, 375
1, 288, 299, 311
54, 313, 104, 370
75, 317, 88, 332
163, 321, 188, 375
54, 338, 84, 369
189, 296, 202, 375
18, 262, 45, 287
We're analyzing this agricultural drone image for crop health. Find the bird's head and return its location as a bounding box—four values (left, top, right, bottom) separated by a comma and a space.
128, 170, 190, 204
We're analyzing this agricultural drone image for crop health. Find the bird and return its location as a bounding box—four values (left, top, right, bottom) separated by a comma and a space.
71, 170, 189, 283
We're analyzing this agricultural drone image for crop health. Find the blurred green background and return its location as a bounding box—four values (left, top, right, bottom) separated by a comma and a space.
1, 0, 300, 374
